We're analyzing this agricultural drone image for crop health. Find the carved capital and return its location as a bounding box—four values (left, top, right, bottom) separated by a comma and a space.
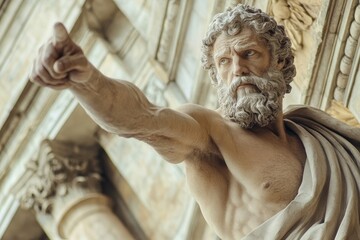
20, 140, 101, 215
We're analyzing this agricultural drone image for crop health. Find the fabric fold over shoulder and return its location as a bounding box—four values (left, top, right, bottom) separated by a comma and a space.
244, 105, 360, 240
285, 105, 360, 148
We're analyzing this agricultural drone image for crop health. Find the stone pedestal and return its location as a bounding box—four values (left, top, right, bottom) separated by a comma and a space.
20, 139, 134, 240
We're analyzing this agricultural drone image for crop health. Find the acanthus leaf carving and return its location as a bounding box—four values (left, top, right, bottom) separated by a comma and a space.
20, 140, 101, 215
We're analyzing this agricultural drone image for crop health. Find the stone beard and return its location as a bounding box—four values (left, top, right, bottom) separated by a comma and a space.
217, 67, 286, 128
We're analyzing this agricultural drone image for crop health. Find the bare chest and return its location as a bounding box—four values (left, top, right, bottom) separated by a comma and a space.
186, 151, 304, 239
233, 150, 303, 201
186, 129, 305, 239
216, 125, 305, 201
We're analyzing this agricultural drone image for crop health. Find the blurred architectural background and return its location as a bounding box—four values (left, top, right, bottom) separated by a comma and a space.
0, 0, 359, 239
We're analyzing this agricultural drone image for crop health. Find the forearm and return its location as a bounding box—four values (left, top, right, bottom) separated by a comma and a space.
30, 23, 158, 138
29, 22, 209, 163
69, 70, 156, 135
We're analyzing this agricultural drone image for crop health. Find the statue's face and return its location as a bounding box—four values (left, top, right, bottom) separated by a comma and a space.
213, 28, 286, 128
213, 28, 272, 91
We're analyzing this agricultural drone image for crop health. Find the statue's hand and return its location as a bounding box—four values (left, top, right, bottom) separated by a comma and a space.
30, 22, 95, 90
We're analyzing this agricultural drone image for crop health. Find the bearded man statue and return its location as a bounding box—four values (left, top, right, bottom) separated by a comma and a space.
30, 3, 360, 239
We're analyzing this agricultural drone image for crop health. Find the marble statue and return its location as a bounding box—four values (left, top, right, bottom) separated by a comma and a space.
30, 4, 360, 239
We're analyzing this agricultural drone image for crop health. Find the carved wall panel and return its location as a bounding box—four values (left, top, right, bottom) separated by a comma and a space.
270, 0, 320, 51
269, 0, 324, 108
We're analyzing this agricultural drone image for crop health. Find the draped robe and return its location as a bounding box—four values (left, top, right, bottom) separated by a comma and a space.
245, 106, 360, 239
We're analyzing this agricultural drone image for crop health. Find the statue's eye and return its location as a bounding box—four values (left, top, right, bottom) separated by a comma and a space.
219, 58, 230, 65
243, 50, 256, 58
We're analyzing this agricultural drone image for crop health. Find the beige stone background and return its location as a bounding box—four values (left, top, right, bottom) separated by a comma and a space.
0, 0, 359, 239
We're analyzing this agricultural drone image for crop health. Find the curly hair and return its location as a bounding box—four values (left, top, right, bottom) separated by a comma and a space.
201, 4, 295, 93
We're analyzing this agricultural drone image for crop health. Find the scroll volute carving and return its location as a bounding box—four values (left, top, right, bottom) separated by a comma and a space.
21, 140, 101, 214
270, 0, 321, 50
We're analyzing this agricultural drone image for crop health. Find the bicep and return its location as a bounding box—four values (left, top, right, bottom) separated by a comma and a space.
133, 105, 211, 164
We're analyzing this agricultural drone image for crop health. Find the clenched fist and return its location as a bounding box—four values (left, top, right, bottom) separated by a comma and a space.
30, 22, 96, 90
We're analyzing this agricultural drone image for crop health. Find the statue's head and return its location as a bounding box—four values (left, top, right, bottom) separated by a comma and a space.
201, 4, 295, 92
201, 4, 296, 128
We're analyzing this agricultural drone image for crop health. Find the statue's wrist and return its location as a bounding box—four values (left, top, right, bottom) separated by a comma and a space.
69, 70, 103, 94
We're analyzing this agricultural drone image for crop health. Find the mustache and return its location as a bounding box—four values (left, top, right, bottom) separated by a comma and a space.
228, 76, 268, 96
227, 73, 285, 99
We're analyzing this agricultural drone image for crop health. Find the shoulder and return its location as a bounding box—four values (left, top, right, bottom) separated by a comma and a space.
176, 103, 231, 136
176, 103, 212, 114
176, 103, 223, 124
176, 103, 234, 143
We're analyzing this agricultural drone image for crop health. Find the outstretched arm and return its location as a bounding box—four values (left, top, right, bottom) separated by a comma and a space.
30, 23, 212, 163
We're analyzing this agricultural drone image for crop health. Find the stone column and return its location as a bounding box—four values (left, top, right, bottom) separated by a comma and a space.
20, 139, 134, 240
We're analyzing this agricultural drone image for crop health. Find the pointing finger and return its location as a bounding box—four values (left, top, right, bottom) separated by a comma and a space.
52, 22, 70, 50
